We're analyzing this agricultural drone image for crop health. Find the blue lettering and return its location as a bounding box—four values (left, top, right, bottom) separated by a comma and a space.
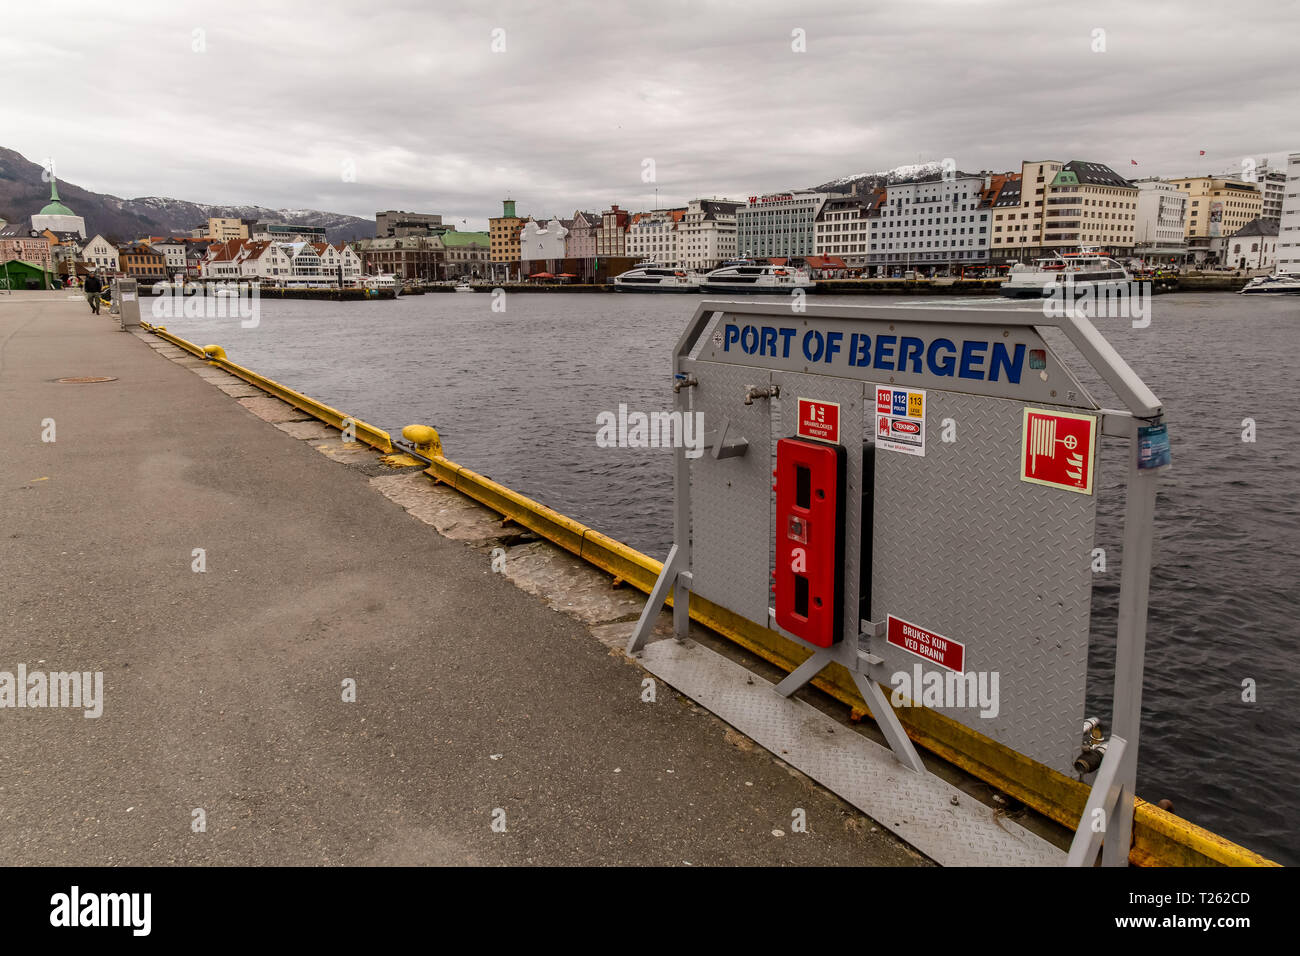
741, 325, 759, 354
873, 334, 897, 371
849, 332, 870, 367
778, 327, 796, 358
989, 342, 1025, 383
958, 340, 988, 380
760, 325, 778, 357
723, 324, 739, 351
927, 338, 957, 376
803, 330, 824, 362
825, 331, 843, 363
897, 336, 924, 373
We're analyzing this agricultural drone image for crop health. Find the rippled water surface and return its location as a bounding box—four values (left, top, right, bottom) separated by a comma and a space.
161, 290, 1300, 863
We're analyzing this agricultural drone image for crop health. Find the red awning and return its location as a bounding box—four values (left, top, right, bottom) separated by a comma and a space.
528, 272, 555, 279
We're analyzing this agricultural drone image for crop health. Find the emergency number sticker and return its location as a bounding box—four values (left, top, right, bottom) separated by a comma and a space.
874, 386, 926, 457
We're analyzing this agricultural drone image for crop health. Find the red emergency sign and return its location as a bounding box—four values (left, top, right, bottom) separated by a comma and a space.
1020, 408, 1097, 495
797, 398, 840, 444
887, 615, 965, 673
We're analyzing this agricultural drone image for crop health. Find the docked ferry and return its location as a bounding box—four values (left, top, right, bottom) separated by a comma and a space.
1000, 250, 1131, 299
699, 259, 815, 294
1238, 273, 1300, 294
613, 262, 701, 292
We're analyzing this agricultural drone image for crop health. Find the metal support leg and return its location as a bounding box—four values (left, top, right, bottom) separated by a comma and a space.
672, 570, 691, 641
1067, 735, 1129, 867
773, 648, 835, 698
851, 672, 927, 774
627, 545, 680, 655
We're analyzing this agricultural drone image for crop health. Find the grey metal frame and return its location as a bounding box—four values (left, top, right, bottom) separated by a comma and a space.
628, 301, 1162, 866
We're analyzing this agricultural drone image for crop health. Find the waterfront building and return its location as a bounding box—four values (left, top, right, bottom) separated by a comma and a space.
565, 211, 601, 260
625, 209, 685, 266
1249, 159, 1288, 222
1218, 218, 1278, 271
520, 218, 571, 269
41, 229, 85, 280
990, 160, 1137, 263
676, 199, 742, 271
143, 237, 189, 275
1132, 179, 1188, 262
312, 242, 364, 284
488, 199, 526, 276
815, 195, 872, 269
118, 242, 168, 279
1275, 152, 1300, 275
735, 191, 828, 260
30, 179, 86, 239
0, 224, 54, 272
867, 172, 996, 273
356, 235, 442, 280
375, 210, 445, 238
440, 231, 491, 278
251, 222, 328, 243
1167, 175, 1263, 262
596, 204, 630, 259
82, 234, 120, 272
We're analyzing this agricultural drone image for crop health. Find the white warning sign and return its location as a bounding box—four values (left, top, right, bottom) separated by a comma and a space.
874, 385, 926, 457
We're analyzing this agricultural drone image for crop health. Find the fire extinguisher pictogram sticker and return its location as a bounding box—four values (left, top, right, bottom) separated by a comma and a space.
1020, 407, 1097, 495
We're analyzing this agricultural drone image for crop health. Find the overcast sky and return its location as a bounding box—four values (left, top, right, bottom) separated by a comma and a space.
3, 0, 1298, 230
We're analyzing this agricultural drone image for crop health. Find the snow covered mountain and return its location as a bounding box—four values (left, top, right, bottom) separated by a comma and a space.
0, 147, 374, 243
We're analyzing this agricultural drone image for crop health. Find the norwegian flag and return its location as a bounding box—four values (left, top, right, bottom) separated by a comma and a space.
1130, 159, 1139, 165
1199, 150, 1206, 156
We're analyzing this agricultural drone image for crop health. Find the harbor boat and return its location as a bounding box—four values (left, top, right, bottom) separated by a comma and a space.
698, 259, 815, 294
1000, 249, 1131, 299
613, 262, 701, 292
453, 277, 475, 292
1238, 273, 1300, 294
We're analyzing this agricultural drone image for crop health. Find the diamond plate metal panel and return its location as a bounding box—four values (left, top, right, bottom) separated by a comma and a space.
688, 361, 773, 626
640, 637, 1064, 866
775, 373, 866, 645
868, 388, 1098, 773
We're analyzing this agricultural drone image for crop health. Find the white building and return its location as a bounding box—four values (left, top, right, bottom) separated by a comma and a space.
519, 219, 569, 266
82, 234, 120, 272
1273, 153, 1300, 275
735, 191, 828, 260
312, 242, 364, 284
148, 237, 189, 275
677, 199, 742, 270
868, 173, 992, 273
625, 210, 684, 266
1133, 180, 1188, 260
202, 239, 336, 284
815, 195, 874, 268
1218, 219, 1278, 271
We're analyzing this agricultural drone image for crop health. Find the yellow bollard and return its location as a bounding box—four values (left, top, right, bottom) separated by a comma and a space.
202, 344, 227, 363
402, 424, 443, 459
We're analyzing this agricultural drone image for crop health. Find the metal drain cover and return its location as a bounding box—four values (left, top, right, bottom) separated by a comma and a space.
55, 376, 117, 384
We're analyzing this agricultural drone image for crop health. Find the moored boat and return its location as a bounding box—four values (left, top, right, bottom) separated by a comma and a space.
1000, 249, 1131, 299
613, 262, 701, 292
699, 259, 814, 294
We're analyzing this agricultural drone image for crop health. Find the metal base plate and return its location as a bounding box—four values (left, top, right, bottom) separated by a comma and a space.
638, 637, 1065, 866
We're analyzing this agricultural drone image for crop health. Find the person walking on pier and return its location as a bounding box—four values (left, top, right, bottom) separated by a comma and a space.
83, 272, 103, 314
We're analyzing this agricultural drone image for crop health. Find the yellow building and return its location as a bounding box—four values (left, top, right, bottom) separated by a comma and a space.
1167, 177, 1262, 242
207, 217, 250, 241
991, 159, 1139, 261
488, 199, 525, 265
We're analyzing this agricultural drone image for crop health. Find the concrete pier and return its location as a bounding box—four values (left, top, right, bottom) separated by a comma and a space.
0, 291, 921, 866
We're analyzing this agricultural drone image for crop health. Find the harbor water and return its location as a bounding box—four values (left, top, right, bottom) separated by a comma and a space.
158, 290, 1300, 864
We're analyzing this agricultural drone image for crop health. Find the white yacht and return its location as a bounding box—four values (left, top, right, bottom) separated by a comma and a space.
1000, 250, 1131, 299
613, 262, 701, 292
1238, 273, 1300, 294
699, 260, 815, 294
453, 277, 475, 292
